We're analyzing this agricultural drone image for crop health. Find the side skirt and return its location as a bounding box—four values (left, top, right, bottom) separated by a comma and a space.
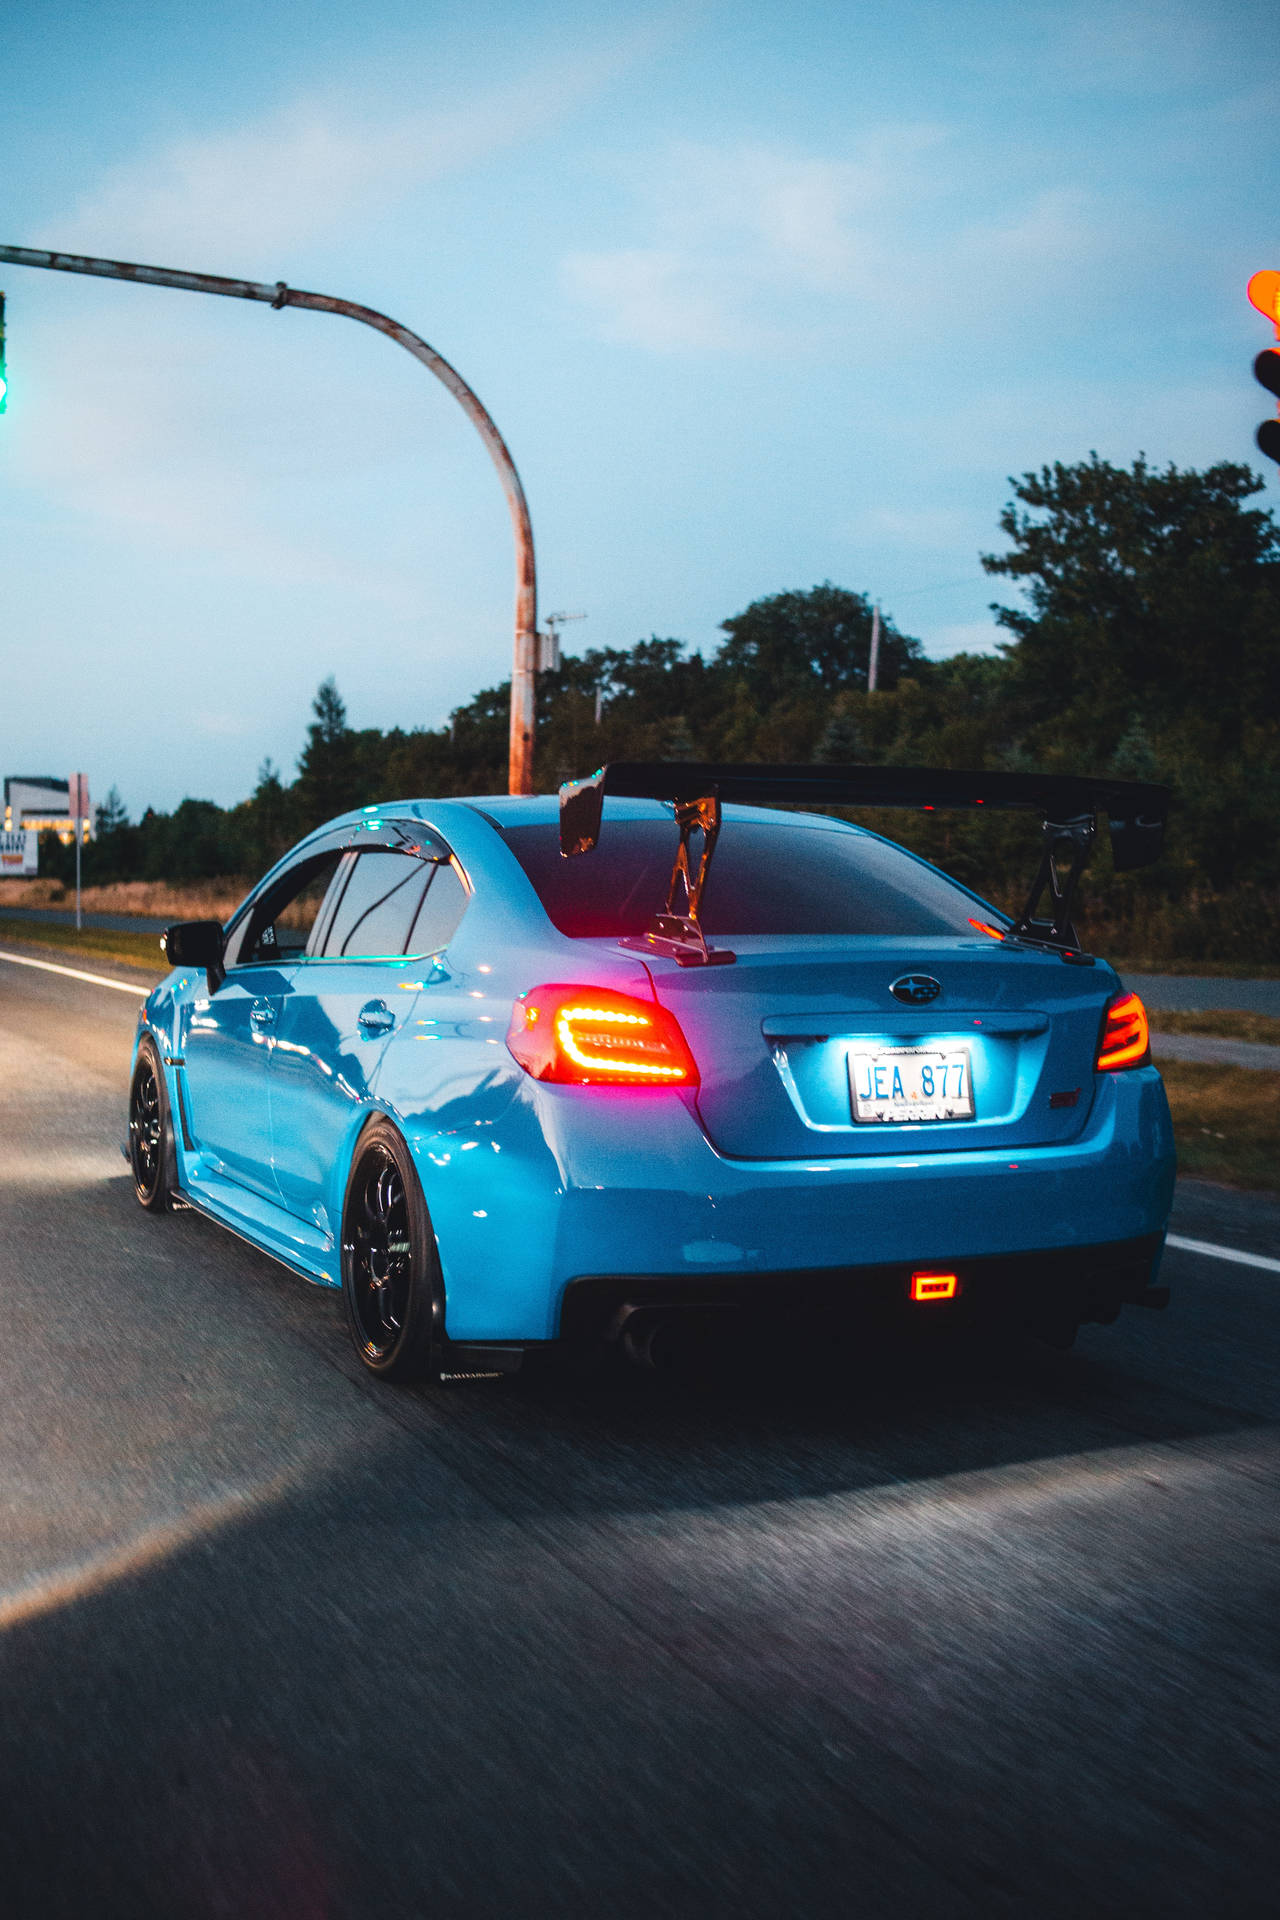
175, 1165, 340, 1289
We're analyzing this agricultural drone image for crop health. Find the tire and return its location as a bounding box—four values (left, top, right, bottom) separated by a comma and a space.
340, 1118, 442, 1382
128, 1038, 177, 1212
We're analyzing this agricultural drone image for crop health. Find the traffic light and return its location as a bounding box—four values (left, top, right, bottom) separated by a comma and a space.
0, 292, 7, 415
1247, 270, 1280, 464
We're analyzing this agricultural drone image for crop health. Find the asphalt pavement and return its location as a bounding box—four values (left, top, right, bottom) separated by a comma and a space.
1149, 1031, 1280, 1070
0, 904, 176, 934
1124, 972, 1280, 1016
0, 947, 1278, 1917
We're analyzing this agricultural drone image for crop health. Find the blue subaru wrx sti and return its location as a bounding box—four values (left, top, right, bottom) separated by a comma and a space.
127, 761, 1175, 1381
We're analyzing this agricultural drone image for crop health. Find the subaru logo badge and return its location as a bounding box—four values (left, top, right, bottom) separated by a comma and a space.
890, 974, 941, 1006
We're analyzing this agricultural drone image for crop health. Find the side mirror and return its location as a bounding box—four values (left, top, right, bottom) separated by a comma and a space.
162, 919, 225, 991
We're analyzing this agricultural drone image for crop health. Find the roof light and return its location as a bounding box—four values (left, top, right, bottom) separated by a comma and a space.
507, 984, 699, 1086
1095, 991, 1150, 1071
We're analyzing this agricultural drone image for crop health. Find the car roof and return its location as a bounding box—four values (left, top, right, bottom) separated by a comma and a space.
384, 793, 872, 835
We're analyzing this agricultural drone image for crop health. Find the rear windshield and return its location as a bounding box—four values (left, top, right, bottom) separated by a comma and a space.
500, 819, 990, 938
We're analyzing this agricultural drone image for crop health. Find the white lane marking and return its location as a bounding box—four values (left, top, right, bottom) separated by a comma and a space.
1166, 1234, 1280, 1275
0, 948, 149, 998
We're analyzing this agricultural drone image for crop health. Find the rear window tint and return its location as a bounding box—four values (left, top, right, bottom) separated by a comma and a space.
320, 851, 429, 958
405, 862, 468, 954
500, 819, 988, 937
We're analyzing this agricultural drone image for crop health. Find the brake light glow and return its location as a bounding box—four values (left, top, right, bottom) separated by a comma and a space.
507, 985, 699, 1086
1095, 991, 1150, 1071
911, 1271, 959, 1302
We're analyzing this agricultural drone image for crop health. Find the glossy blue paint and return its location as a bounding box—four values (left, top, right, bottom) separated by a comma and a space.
182, 968, 284, 1201
269, 954, 410, 1235
130, 794, 1177, 1346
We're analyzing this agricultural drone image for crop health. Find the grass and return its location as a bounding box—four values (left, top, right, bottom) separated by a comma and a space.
0, 877, 247, 919
0, 916, 167, 977
1160, 1060, 1280, 1192
1150, 1010, 1280, 1046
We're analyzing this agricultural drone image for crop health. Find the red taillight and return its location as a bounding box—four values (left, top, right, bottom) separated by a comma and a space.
1095, 991, 1150, 1071
506, 985, 699, 1086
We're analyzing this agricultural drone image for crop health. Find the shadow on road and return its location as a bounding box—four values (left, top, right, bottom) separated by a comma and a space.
84, 1174, 1272, 1530
2, 1178, 1277, 1918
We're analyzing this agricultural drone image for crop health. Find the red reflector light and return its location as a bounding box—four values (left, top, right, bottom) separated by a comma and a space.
910, 1271, 959, 1303
1095, 991, 1150, 1072
507, 984, 699, 1086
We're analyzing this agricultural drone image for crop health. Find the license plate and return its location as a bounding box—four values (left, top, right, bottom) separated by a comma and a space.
848, 1046, 975, 1124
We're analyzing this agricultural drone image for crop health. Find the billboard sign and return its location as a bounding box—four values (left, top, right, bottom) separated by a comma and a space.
0, 830, 38, 876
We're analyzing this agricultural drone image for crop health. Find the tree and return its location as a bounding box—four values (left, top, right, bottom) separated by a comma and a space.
982, 454, 1280, 761
295, 677, 361, 828
243, 758, 292, 871
983, 453, 1280, 895
716, 584, 923, 702
83, 786, 139, 885
95, 786, 128, 836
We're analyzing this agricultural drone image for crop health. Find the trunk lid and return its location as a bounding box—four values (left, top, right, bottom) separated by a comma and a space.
647, 935, 1115, 1160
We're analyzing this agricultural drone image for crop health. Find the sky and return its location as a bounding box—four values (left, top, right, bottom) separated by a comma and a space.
0, 0, 1275, 817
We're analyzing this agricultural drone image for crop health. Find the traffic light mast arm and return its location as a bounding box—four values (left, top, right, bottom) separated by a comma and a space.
0, 243, 539, 793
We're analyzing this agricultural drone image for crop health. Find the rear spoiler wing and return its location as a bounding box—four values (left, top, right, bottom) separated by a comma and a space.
558, 761, 1170, 967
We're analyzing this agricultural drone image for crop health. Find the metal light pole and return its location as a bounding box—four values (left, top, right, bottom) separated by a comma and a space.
0, 246, 540, 793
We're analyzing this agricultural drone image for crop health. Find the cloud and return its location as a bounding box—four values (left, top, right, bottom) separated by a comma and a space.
15, 303, 407, 597
563, 130, 945, 352
15, 25, 671, 590
56, 34, 652, 266
562, 248, 756, 352
562, 133, 1112, 356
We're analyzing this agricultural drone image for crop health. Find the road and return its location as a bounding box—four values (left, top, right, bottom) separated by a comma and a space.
0, 905, 177, 934
0, 950, 1277, 1918
1124, 973, 1280, 1017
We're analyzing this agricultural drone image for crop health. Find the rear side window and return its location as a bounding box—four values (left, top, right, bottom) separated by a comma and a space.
500, 819, 987, 938
320, 851, 430, 958
405, 862, 468, 954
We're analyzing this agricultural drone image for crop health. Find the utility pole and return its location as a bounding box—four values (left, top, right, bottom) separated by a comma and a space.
68, 772, 88, 930
867, 601, 882, 693
0, 245, 541, 793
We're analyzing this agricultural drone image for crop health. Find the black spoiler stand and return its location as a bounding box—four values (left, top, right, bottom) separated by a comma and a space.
615, 794, 736, 968
1010, 815, 1096, 953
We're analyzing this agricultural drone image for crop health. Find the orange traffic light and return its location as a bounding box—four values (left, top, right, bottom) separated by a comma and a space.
1247, 270, 1280, 333
1248, 271, 1280, 465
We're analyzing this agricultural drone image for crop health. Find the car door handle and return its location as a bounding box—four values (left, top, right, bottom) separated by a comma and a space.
358, 1001, 395, 1035
249, 1000, 276, 1029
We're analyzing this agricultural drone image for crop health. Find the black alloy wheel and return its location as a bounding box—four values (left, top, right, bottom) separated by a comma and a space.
129, 1041, 174, 1212
340, 1120, 440, 1381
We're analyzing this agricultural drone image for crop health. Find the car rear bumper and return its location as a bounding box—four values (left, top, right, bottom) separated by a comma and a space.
559, 1231, 1169, 1351
417, 1065, 1175, 1341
